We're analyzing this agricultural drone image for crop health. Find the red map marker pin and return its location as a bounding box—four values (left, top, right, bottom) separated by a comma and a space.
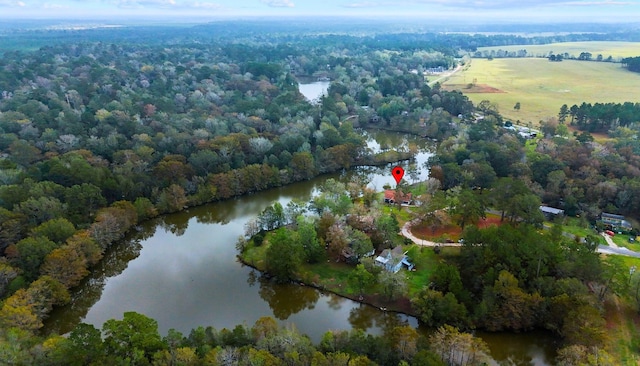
392, 166, 404, 185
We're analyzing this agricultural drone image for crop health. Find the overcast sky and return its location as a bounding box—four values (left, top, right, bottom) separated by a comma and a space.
0, 0, 638, 22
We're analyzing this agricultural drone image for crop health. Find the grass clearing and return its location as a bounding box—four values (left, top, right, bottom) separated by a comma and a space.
612, 234, 640, 252
381, 204, 413, 224
241, 239, 269, 269
618, 255, 640, 271
405, 245, 460, 296
300, 261, 356, 294
551, 216, 604, 243
478, 41, 640, 59
442, 57, 640, 124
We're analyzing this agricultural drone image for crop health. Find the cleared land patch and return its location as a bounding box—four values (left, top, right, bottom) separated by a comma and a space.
411, 213, 504, 242
442, 57, 640, 124
442, 83, 505, 93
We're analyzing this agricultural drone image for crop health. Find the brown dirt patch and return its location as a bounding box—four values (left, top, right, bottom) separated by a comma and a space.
411, 214, 504, 241
566, 125, 612, 142
442, 83, 506, 93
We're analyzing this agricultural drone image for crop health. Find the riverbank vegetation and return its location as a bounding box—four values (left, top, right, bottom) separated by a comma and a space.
241, 97, 640, 363
1, 310, 502, 365
239, 191, 632, 364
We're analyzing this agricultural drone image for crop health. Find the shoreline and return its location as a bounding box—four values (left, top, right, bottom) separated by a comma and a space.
237, 257, 418, 318
34, 126, 433, 335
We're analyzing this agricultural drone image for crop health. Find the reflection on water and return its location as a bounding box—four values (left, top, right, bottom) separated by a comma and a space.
478, 330, 560, 366
44, 234, 144, 335
258, 278, 320, 320
43, 130, 557, 364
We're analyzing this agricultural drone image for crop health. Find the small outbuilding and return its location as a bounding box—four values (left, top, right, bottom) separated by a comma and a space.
539, 206, 564, 220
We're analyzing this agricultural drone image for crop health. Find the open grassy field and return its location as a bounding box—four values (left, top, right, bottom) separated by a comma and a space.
442, 57, 640, 124
478, 41, 640, 59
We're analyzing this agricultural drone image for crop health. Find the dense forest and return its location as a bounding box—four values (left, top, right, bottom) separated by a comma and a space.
556, 102, 640, 133
2, 20, 640, 55
1, 22, 640, 365
0, 26, 471, 346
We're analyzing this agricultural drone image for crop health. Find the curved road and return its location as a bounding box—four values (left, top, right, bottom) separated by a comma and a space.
401, 220, 460, 247
401, 220, 640, 258
598, 233, 640, 258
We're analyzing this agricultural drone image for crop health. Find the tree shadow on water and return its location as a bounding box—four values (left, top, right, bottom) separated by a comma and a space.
258, 278, 320, 320
348, 304, 411, 334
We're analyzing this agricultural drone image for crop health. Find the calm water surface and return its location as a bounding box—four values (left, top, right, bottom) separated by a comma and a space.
44, 131, 557, 365
298, 81, 330, 103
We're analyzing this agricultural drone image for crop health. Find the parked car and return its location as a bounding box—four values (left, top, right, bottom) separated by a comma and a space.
605, 230, 615, 237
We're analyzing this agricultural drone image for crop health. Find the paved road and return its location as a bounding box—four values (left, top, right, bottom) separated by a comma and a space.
427, 64, 463, 86
598, 233, 640, 257
401, 220, 640, 258
597, 245, 640, 258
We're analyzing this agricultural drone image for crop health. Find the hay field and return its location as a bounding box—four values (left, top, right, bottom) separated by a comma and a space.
478, 41, 640, 59
441, 58, 640, 124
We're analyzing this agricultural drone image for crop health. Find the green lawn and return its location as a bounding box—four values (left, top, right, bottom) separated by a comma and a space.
612, 234, 640, 252
241, 240, 269, 270
442, 57, 640, 124
524, 139, 538, 159
619, 256, 640, 271
478, 42, 640, 60
543, 216, 606, 246
381, 204, 413, 224
405, 245, 460, 296
300, 261, 358, 294
241, 238, 456, 301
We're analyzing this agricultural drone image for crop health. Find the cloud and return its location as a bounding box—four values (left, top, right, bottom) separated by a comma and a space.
114, 0, 176, 8
184, 1, 222, 8
0, 0, 26, 6
114, 0, 228, 10
42, 2, 70, 8
344, 0, 637, 9
563, 0, 632, 5
260, 0, 294, 8
344, 1, 385, 7
67, 0, 223, 10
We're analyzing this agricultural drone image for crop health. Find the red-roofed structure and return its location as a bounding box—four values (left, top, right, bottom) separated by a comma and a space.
383, 190, 412, 205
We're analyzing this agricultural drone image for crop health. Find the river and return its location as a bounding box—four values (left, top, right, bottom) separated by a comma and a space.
44, 130, 557, 365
